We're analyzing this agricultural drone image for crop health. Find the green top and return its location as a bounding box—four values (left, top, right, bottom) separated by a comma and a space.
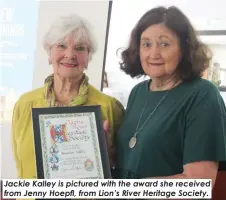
115, 78, 226, 179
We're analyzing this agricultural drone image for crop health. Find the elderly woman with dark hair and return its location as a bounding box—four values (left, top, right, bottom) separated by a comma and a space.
12, 14, 124, 179
113, 6, 226, 187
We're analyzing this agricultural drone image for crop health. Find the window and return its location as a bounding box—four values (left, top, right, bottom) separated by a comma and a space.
199, 34, 226, 89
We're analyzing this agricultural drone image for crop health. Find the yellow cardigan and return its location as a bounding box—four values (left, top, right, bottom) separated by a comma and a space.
12, 84, 125, 179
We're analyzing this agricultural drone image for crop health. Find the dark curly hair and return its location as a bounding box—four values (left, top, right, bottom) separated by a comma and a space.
119, 6, 212, 81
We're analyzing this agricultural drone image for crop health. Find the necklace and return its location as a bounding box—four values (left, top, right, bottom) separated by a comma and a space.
129, 81, 178, 148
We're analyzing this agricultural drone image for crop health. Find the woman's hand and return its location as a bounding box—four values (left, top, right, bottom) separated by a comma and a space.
103, 120, 115, 167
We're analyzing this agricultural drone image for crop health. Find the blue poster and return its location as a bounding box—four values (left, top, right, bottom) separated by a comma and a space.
0, 0, 39, 179
0, 0, 39, 98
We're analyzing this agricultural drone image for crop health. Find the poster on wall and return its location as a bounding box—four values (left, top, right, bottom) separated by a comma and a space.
0, 0, 39, 179
32, 1, 112, 91
0, 0, 38, 120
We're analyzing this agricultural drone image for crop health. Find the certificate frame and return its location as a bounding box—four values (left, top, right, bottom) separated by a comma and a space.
32, 105, 111, 180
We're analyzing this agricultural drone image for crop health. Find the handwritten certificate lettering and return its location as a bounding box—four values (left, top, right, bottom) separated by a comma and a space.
32, 106, 111, 179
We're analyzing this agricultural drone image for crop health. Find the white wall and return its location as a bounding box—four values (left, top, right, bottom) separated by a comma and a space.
32, 1, 110, 90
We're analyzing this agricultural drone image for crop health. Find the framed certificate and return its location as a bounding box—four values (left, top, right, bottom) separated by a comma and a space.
32, 105, 111, 179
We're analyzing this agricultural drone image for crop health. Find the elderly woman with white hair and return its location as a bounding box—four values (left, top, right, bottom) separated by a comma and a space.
11, 14, 124, 179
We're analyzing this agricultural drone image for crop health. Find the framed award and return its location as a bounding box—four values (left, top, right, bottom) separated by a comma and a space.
32, 105, 111, 180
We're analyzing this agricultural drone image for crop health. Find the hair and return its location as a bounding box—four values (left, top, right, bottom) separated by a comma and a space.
43, 14, 97, 60
119, 6, 212, 81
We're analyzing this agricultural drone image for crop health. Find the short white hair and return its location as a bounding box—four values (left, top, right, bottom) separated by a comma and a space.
43, 14, 97, 60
